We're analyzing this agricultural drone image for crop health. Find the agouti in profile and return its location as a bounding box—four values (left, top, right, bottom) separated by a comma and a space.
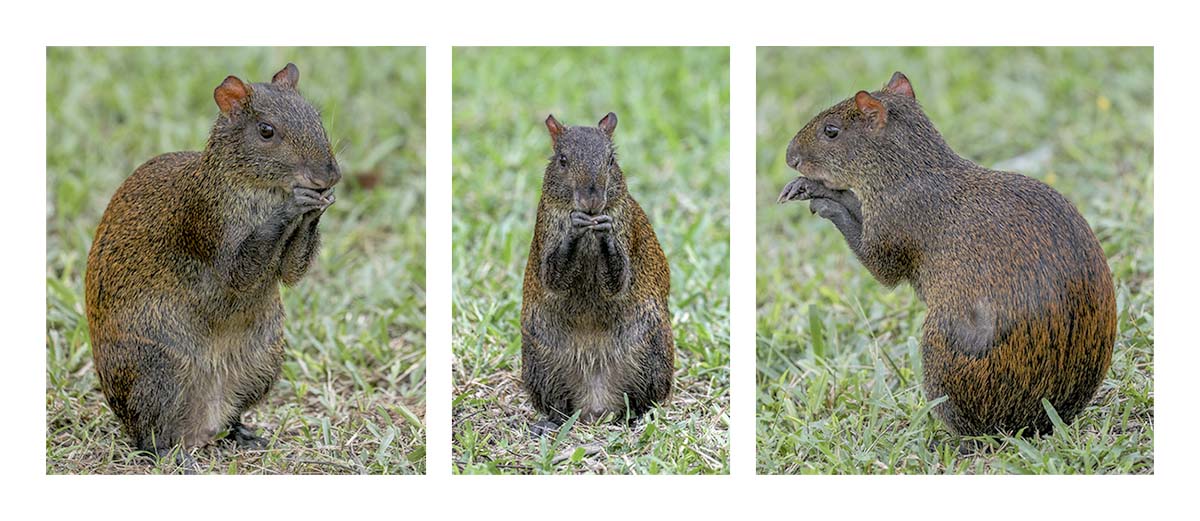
85, 63, 340, 457
520, 112, 674, 434
778, 72, 1116, 436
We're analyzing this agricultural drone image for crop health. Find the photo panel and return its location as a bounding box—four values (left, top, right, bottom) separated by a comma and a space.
45, 46, 427, 474
755, 46, 1153, 474
451, 46, 731, 474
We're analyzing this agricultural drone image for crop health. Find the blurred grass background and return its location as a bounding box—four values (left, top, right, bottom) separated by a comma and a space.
452, 47, 730, 474
756, 47, 1153, 474
45, 47, 426, 474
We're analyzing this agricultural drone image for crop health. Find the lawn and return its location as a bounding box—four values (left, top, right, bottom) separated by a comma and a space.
451, 47, 730, 474
756, 47, 1154, 474
45, 47, 427, 474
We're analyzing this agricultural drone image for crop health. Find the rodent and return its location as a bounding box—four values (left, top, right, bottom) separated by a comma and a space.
778, 72, 1116, 436
520, 112, 674, 434
85, 63, 341, 458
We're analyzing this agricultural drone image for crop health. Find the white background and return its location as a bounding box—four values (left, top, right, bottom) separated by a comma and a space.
4, 1, 1190, 519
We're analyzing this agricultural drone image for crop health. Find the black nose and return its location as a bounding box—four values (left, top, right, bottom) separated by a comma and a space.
575, 185, 606, 213
785, 141, 802, 170
325, 161, 342, 186
300, 161, 342, 190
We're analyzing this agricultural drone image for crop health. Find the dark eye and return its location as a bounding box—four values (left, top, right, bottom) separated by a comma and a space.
258, 122, 275, 140
823, 124, 840, 139
558, 154, 567, 167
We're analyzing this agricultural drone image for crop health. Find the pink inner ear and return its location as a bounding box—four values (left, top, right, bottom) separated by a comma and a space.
855, 91, 881, 112
854, 91, 887, 128
273, 63, 299, 88
598, 112, 617, 135
214, 76, 250, 114
545, 115, 563, 143
884, 72, 915, 98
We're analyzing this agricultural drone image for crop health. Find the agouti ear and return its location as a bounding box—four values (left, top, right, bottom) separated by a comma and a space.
854, 90, 887, 130
545, 114, 564, 146
598, 112, 618, 138
214, 75, 252, 115
883, 71, 915, 99
272, 63, 300, 89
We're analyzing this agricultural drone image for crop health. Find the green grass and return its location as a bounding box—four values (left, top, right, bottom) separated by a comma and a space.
756, 47, 1154, 474
451, 47, 730, 474
45, 47, 426, 474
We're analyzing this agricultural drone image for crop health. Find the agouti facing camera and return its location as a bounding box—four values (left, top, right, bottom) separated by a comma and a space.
520, 112, 675, 435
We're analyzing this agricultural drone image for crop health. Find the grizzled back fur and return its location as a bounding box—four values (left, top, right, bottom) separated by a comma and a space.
782, 72, 1117, 435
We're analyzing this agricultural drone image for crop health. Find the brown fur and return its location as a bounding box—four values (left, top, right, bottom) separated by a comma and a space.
520, 113, 674, 427
780, 72, 1116, 435
85, 63, 340, 455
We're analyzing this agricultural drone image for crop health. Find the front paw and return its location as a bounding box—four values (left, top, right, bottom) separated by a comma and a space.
318, 187, 336, 207
587, 214, 613, 233
809, 197, 847, 220
778, 176, 834, 203
570, 211, 612, 234
289, 187, 334, 218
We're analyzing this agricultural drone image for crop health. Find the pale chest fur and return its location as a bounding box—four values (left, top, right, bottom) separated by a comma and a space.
181, 308, 284, 447
565, 328, 636, 422
537, 304, 649, 421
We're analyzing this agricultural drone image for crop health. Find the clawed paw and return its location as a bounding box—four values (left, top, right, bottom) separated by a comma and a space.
809, 197, 845, 219
291, 186, 335, 217
318, 187, 336, 206
570, 211, 614, 233
778, 176, 832, 203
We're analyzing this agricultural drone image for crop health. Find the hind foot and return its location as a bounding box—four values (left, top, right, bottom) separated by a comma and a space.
530, 419, 561, 438
226, 422, 269, 450
147, 446, 198, 474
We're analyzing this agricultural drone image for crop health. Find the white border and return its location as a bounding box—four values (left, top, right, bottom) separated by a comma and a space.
7, 1, 1192, 519
730, 43, 755, 478
427, 44, 452, 480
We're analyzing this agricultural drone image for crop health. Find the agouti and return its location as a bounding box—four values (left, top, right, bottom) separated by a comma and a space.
520, 112, 674, 434
778, 72, 1116, 436
85, 63, 340, 458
